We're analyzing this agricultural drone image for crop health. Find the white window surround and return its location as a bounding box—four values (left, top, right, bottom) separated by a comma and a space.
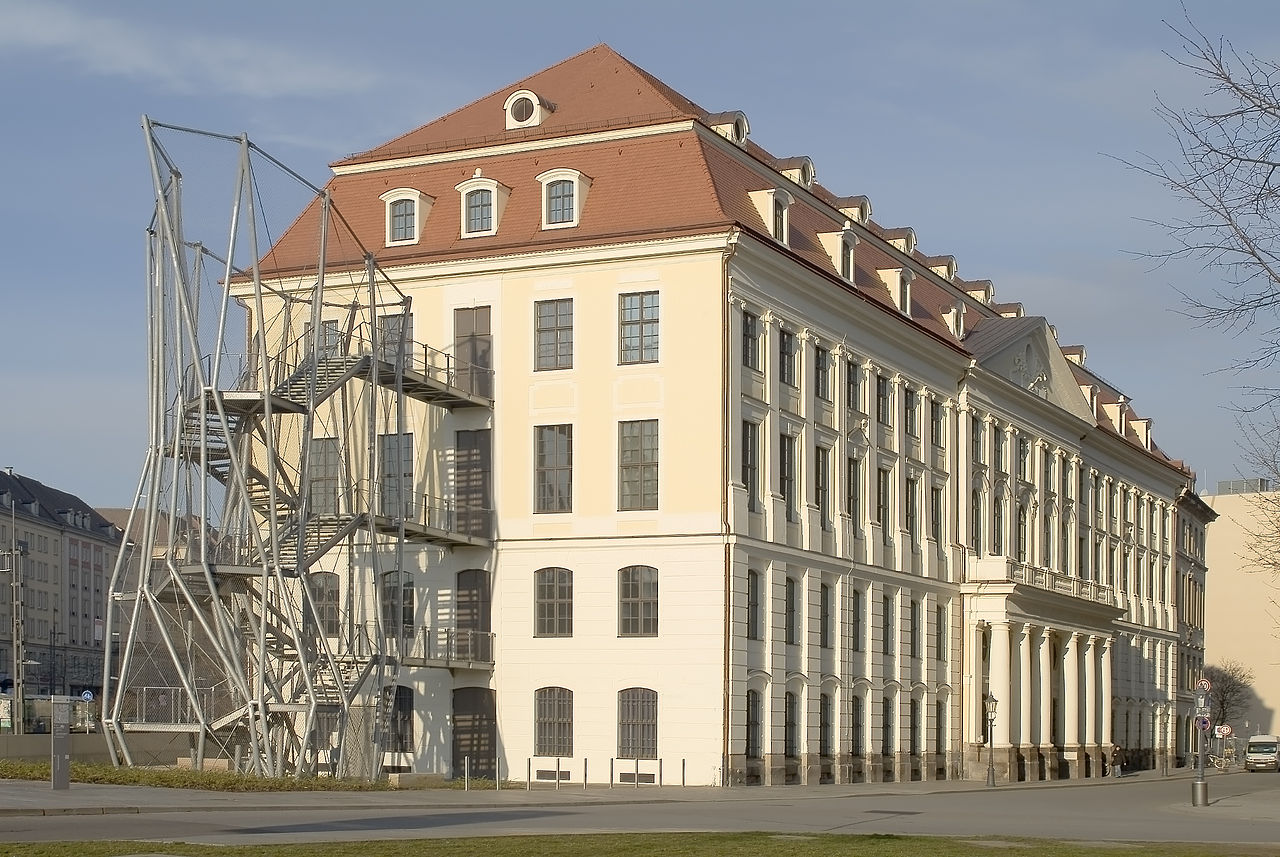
454, 171, 511, 238
817, 222, 858, 281
378, 188, 433, 247
535, 167, 592, 230
504, 89, 553, 130
748, 187, 793, 246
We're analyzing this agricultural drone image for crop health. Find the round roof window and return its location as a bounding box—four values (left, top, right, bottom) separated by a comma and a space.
511, 96, 535, 123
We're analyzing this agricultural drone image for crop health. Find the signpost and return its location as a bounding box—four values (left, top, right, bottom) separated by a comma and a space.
1193, 680, 1211, 807
51, 695, 70, 790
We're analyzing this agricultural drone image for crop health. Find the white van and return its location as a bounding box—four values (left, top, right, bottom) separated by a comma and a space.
1245, 735, 1279, 772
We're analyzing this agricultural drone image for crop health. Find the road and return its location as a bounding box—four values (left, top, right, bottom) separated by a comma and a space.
0, 769, 1276, 847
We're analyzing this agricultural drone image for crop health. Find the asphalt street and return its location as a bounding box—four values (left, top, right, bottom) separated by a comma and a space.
0, 767, 1276, 847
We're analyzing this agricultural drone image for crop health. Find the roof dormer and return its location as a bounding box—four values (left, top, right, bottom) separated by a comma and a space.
776, 156, 815, 190
1062, 345, 1087, 366
706, 110, 749, 146
943, 301, 966, 339
748, 187, 793, 246
503, 89, 554, 130
455, 169, 511, 238
962, 279, 994, 305
833, 195, 871, 225
921, 255, 956, 281
992, 302, 1024, 318
877, 266, 914, 315
817, 221, 858, 282
882, 226, 916, 255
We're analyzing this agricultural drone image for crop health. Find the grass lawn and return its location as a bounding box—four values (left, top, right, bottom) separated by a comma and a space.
7, 834, 1279, 857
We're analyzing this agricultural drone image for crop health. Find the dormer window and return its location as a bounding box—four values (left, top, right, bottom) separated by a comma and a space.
536, 168, 592, 229
455, 171, 510, 238
379, 188, 433, 247
749, 188, 792, 246
841, 239, 854, 280
504, 89, 552, 130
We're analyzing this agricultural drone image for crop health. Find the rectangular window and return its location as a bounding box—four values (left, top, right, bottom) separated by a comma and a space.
619, 291, 659, 364
534, 687, 573, 757
746, 570, 762, 641
906, 477, 919, 544
377, 432, 414, 519
819, 582, 831, 648
840, 240, 854, 279
746, 690, 763, 759
993, 429, 1004, 472
935, 603, 947, 662
930, 401, 945, 447
930, 486, 943, 543
971, 414, 984, 464
784, 692, 799, 758
909, 599, 920, 659
618, 420, 659, 511
882, 594, 894, 656
876, 467, 891, 533
881, 696, 895, 757
535, 298, 573, 370
851, 588, 863, 652
453, 306, 492, 397
935, 699, 945, 757
780, 434, 797, 523
390, 198, 415, 242
742, 310, 760, 370
910, 699, 921, 757
535, 425, 573, 513
546, 179, 574, 224
816, 445, 831, 530
785, 577, 798, 645
845, 360, 861, 411
773, 199, 786, 241
904, 388, 919, 437
1018, 436, 1030, 480
618, 566, 658, 637
466, 188, 492, 233
1042, 447, 1053, 489
742, 421, 760, 512
876, 375, 892, 426
815, 346, 831, 401
847, 456, 862, 526
779, 330, 797, 387
852, 696, 865, 756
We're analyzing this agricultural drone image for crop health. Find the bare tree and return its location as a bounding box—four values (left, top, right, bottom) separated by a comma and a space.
1202, 659, 1256, 727
1134, 15, 1280, 385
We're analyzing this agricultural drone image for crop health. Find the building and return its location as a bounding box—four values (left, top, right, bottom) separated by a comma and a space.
1204, 481, 1277, 737
0, 468, 122, 730
107, 45, 1204, 784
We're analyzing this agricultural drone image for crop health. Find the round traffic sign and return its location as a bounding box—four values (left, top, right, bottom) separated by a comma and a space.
1196, 715, 1212, 731
1196, 677, 1212, 692
80, 690, 94, 703
1220, 723, 1233, 737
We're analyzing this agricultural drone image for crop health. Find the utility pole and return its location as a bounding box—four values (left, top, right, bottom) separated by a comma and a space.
6, 467, 27, 735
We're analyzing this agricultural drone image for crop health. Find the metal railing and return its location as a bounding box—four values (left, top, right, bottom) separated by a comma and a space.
967, 556, 1114, 604
403, 627, 494, 665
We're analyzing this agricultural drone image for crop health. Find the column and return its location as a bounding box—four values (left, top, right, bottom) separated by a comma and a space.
990, 621, 1012, 747
1018, 624, 1033, 748
1063, 632, 1080, 749
1084, 636, 1098, 751
1036, 627, 1053, 748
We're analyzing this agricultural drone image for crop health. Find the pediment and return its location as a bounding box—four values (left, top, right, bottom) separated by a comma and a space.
964, 316, 1095, 423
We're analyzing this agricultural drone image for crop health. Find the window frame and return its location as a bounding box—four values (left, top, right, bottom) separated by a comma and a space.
534, 298, 573, 371
534, 686, 573, 757
742, 421, 760, 513
618, 419, 659, 511
536, 168, 592, 230
617, 687, 658, 760
619, 291, 660, 364
746, 569, 762, 641
779, 329, 797, 387
780, 434, 798, 523
534, 567, 573, 638
454, 175, 507, 238
814, 345, 831, 401
816, 445, 831, 530
742, 310, 761, 371
876, 375, 892, 426
379, 188, 432, 247
930, 401, 945, 447
535, 424, 573, 513
618, 565, 658, 637
785, 576, 799, 645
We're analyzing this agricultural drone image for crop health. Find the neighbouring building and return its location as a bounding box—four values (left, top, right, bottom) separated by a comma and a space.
107, 45, 1207, 784
0, 468, 122, 720
1204, 481, 1277, 738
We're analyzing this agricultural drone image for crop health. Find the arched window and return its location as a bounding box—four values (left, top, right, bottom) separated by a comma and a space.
618, 565, 658, 637
546, 179, 574, 224
971, 489, 983, 554
390, 198, 414, 242
308, 571, 340, 637
466, 189, 492, 234
535, 567, 573, 637
746, 689, 762, 759
618, 687, 658, 759
382, 685, 413, 752
534, 686, 573, 757
380, 570, 414, 638
784, 691, 799, 758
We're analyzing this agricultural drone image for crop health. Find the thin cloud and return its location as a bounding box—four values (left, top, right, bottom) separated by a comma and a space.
0, 1, 382, 98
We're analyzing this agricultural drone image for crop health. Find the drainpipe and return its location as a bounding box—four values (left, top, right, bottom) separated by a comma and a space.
721, 228, 740, 785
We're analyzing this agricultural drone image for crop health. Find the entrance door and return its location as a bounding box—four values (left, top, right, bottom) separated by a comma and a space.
452, 687, 496, 779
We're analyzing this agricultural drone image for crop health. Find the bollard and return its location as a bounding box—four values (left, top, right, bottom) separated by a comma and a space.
526, 757, 531, 791
1192, 779, 1209, 806
496, 756, 500, 790
682, 758, 686, 787
609, 757, 614, 788
464, 755, 470, 791
555, 757, 561, 790
635, 756, 639, 788
659, 758, 663, 787
583, 758, 588, 790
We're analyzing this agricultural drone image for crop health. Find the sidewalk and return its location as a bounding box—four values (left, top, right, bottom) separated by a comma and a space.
0, 764, 1217, 818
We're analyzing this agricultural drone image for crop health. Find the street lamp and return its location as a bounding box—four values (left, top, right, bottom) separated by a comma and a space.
986, 695, 999, 787
3, 468, 28, 735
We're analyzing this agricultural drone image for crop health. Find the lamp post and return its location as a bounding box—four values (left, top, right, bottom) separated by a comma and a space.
986, 695, 999, 787
4, 468, 28, 735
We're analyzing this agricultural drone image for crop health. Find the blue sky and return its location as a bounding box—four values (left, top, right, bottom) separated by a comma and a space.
1, 0, 1276, 506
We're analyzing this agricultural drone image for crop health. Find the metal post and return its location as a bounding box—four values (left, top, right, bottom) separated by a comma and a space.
496, 755, 500, 790
658, 758, 663, 787
1193, 724, 1208, 806
583, 758, 587, 790
682, 758, 686, 787
609, 757, 614, 788
464, 755, 470, 791
555, 757, 560, 790
526, 757, 531, 790
634, 756, 639, 788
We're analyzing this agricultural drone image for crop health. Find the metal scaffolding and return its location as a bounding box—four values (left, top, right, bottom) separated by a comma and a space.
102, 118, 492, 778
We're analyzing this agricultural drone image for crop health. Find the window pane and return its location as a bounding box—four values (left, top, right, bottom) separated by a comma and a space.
466, 189, 492, 233
536, 425, 573, 513
619, 565, 658, 637
619, 292, 659, 363
547, 179, 575, 224
390, 198, 415, 241
535, 298, 573, 370
618, 687, 658, 759
534, 686, 573, 757
618, 420, 658, 510
535, 567, 572, 637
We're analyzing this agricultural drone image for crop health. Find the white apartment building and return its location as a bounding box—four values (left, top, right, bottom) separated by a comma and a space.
108, 45, 1204, 784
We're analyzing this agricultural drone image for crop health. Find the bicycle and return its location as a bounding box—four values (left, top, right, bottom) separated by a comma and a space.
1208, 754, 1231, 770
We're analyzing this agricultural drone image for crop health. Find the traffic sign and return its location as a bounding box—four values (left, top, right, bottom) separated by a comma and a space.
80, 690, 94, 703
1216, 724, 1233, 738
1196, 715, 1212, 731
1196, 677, 1212, 692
